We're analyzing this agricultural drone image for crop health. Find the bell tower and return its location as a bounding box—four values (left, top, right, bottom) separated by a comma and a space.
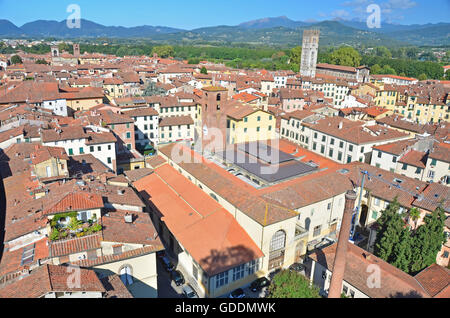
200, 86, 228, 153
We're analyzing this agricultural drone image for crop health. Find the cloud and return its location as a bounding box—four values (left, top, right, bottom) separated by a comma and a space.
331, 9, 351, 19
320, 0, 417, 22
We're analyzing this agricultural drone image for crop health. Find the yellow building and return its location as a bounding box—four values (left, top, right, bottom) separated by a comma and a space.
374, 85, 398, 110
31, 146, 69, 181
225, 106, 277, 144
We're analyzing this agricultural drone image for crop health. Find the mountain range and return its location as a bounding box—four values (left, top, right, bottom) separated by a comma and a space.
1, 16, 449, 47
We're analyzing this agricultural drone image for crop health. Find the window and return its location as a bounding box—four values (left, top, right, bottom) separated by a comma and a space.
248, 260, 259, 275
372, 211, 378, 220
107, 157, 112, 164
428, 171, 435, 179
216, 271, 229, 289
392, 156, 397, 163
21, 244, 35, 266
338, 152, 343, 161
126, 132, 131, 139
349, 145, 354, 152
120, 266, 133, 286
313, 225, 322, 237
402, 163, 408, 170
415, 167, 422, 174
347, 156, 352, 164
270, 231, 286, 252
329, 149, 333, 158
113, 245, 122, 255
90, 146, 94, 152
68, 148, 74, 156
233, 264, 246, 281
87, 250, 97, 260
108, 145, 112, 151
79, 147, 84, 155
430, 159, 437, 166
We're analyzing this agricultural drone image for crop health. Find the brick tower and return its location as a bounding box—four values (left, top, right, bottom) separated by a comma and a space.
199, 86, 229, 154
300, 29, 320, 78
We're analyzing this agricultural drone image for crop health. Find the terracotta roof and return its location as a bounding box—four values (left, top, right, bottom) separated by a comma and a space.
159, 115, 193, 127
414, 264, 450, 298
100, 275, 133, 298
44, 192, 104, 215
101, 211, 161, 246
0, 265, 106, 298
398, 150, 427, 168
133, 164, 264, 276
309, 243, 430, 298
50, 234, 102, 257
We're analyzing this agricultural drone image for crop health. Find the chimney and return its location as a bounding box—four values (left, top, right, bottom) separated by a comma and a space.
124, 213, 133, 223
338, 122, 343, 130
328, 190, 357, 298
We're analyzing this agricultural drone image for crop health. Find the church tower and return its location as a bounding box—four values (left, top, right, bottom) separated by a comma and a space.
300, 30, 320, 78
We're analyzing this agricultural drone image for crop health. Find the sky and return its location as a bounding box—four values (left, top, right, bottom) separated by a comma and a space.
0, 0, 449, 29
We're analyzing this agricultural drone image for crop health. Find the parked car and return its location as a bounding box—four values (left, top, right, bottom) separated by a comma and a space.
161, 256, 175, 272
171, 270, 185, 286
229, 288, 246, 299
250, 277, 270, 292
289, 263, 306, 273
182, 285, 199, 298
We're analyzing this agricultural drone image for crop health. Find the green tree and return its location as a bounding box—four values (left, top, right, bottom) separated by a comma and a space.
418, 73, 427, 81
375, 46, 392, 59
371, 64, 382, 74
152, 45, 174, 58
35, 59, 48, 65
200, 66, 208, 75
381, 65, 397, 75
374, 198, 405, 263
329, 47, 362, 67
408, 208, 421, 231
143, 82, 167, 96
391, 226, 413, 273
268, 270, 321, 298
289, 46, 302, 65
410, 208, 447, 274
10, 55, 23, 65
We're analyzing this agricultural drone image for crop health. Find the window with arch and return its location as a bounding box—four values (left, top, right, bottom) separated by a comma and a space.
119, 265, 134, 286
216, 94, 221, 101
270, 230, 286, 252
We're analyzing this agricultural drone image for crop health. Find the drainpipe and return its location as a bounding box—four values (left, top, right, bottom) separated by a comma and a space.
328, 190, 357, 298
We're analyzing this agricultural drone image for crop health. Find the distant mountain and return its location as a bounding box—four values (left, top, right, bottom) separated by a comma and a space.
0, 19, 23, 36
18, 19, 184, 38
238, 16, 309, 29
0, 17, 448, 47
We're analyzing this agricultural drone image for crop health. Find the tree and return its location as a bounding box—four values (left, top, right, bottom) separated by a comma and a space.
381, 65, 397, 75
35, 59, 48, 65
143, 82, 166, 96
391, 226, 413, 273
289, 46, 302, 66
268, 270, 321, 298
375, 46, 392, 59
374, 198, 405, 264
371, 64, 382, 74
410, 207, 447, 274
10, 55, 22, 65
418, 73, 427, 81
200, 66, 208, 75
329, 47, 361, 67
408, 208, 421, 231
152, 45, 174, 58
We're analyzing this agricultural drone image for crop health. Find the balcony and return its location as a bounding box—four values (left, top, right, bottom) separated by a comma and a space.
49, 212, 102, 242
295, 224, 309, 240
